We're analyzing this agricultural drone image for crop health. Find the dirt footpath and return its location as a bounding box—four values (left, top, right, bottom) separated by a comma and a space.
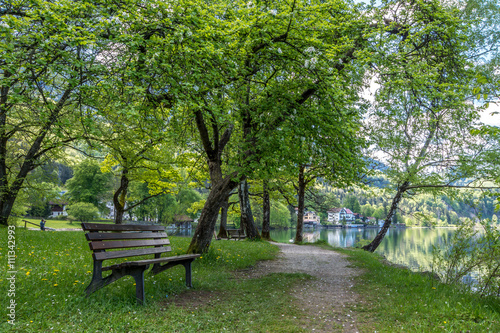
238, 242, 364, 333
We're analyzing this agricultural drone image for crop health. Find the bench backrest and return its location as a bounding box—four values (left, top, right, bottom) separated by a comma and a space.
227, 229, 245, 238
82, 223, 170, 262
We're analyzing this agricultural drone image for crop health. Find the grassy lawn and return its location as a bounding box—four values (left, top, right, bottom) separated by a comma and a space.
1, 227, 310, 332
2, 228, 499, 332
337, 247, 500, 332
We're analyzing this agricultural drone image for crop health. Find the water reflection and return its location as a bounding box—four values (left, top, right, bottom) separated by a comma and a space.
272, 228, 456, 270
171, 226, 456, 271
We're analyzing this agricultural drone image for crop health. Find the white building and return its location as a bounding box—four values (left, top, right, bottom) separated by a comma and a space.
295, 208, 321, 226
327, 207, 355, 224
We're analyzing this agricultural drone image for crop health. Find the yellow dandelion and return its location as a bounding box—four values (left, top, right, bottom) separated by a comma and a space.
53, 284, 58, 287
54, 269, 59, 272
26, 272, 30, 276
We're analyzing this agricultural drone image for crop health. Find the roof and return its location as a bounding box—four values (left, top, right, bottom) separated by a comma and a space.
174, 215, 194, 222
328, 207, 354, 214
48, 201, 68, 206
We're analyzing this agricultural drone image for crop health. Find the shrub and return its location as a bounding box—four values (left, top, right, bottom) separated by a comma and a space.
66, 202, 99, 222
432, 219, 500, 296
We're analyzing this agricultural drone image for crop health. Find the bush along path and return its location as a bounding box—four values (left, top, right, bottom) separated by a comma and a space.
233, 242, 364, 333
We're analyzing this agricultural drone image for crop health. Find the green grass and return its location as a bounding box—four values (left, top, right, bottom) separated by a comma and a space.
336, 247, 500, 332
0, 227, 310, 332
4, 227, 500, 332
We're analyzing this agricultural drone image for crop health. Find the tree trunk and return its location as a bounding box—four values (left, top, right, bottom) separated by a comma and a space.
188, 174, 237, 253
238, 179, 260, 239
217, 195, 229, 239
262, 180, 271, 240
0, 87, 73, 226
0, 191, 17, 226
362, 181, 409, 252
113, 168, 129, 224
294, 165, 306, 243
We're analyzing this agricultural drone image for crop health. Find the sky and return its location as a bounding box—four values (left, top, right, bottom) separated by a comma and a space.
481, 103, 500, 126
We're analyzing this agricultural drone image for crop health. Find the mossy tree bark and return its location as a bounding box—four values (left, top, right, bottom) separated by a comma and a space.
238, 179, 260, 239
294, 165, 306, 243
217, 195, 229, 239
261, 180, 271, 240
113, 168, 129, 225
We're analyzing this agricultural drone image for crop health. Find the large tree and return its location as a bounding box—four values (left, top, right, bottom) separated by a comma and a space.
181, 0, 372, 253
0, 0, 113, 225
362, 0, 500, 252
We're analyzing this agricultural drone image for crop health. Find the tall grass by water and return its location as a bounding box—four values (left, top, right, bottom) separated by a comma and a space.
337, 246, 500, 332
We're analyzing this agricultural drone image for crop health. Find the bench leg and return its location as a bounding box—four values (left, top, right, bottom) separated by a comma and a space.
85, 264, 149, 305
182, 260, 194, 288
130, 267, 147, 304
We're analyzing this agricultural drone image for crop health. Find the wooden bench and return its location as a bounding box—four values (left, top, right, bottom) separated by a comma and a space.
227, 229, 246, 240
82, 223, 200, 304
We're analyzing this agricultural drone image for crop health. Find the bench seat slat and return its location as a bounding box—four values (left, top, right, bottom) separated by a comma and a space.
93, 246, 171, 261
86, 232, 168, 241
102, 254, 201, 271
82, 223, 164, 232
90, 239, 170, 251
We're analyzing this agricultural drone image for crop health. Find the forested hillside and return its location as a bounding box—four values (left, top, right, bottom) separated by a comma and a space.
312, 184, 499, 227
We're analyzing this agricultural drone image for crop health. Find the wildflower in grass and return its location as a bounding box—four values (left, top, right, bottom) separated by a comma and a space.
54, 284, 58, 287
54, 269, 59, 272
42, 278, 47, 281
26, 272, 30, 276
432, 287, 436, 290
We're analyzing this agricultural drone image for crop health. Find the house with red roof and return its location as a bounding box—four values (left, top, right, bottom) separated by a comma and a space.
327, 207, 355, 224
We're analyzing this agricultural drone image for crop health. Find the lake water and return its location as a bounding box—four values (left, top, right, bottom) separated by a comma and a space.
172, 227, 457, 271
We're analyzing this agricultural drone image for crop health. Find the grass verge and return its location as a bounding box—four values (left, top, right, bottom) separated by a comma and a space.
336, 247, 500, 332
1, 227, 311, 332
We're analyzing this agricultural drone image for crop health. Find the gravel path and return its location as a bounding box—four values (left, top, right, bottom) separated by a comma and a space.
236, 242, 363, 333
